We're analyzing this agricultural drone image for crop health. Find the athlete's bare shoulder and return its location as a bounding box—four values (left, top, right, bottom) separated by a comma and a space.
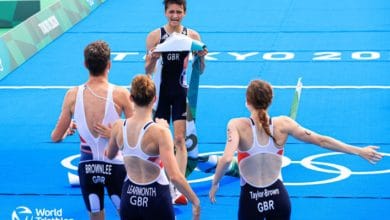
112, 85, 133, 117
272, 115, 299, 134
113, 85, 129, 96
55, 86, 78, 116
154, 118, 171, 132
187, 28, 201, 41
66, 86, 78, 96
64, 86, 78, 104
228, 117, 251, 128
146, 28, 161, 43
147, 121, 172, 145
111, 85, 128, 105
273, 115, 292, 124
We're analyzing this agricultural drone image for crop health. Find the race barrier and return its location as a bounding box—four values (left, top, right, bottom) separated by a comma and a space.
0, 0, 106, 80
0, 0, 40, 28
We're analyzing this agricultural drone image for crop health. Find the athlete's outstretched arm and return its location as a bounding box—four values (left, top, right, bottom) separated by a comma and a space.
281, 116, 383, 164
209, 119, 240, 203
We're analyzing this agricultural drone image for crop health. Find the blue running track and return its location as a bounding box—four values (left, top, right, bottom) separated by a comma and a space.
0, 0, 389, 219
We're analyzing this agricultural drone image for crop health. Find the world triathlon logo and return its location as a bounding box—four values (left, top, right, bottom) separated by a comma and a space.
11, 206, 33, 220
11, 206, 74, 220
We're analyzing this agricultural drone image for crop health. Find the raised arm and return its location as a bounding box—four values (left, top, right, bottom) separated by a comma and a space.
157, 125, 200, 219
281, 116, 382, 164
209, 119, 240, 203
145, 29, 161, 76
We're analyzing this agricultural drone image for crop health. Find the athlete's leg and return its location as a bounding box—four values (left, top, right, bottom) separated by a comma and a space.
170, 119, 189, 205
154, 95, 171, 123
106, 164, 126, 214
89, 210, 105, 220
185, 103, 199, 176
78, 162, 106, 220
197, 155, 240, 177
173, 119, 187, 175
170, 87, 190, 205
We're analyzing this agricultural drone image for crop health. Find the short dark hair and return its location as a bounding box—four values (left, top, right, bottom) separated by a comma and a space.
163, 0, 186, 12
84, 40, 110, 76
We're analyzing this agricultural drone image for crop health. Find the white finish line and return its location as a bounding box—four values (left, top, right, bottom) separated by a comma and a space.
1, 85, 390, 90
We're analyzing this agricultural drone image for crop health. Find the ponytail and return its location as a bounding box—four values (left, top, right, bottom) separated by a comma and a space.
246, 79, 279, 145
256, 108, 280, 146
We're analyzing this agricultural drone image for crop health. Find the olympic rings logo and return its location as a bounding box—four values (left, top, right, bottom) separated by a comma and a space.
187, 151, 390, 186
61, 151, 389, 186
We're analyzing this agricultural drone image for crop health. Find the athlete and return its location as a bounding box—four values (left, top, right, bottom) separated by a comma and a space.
106, 75, 200, 220
145, 0, 207, 205
51, 41, 133, 220
209, 79, 383, 220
